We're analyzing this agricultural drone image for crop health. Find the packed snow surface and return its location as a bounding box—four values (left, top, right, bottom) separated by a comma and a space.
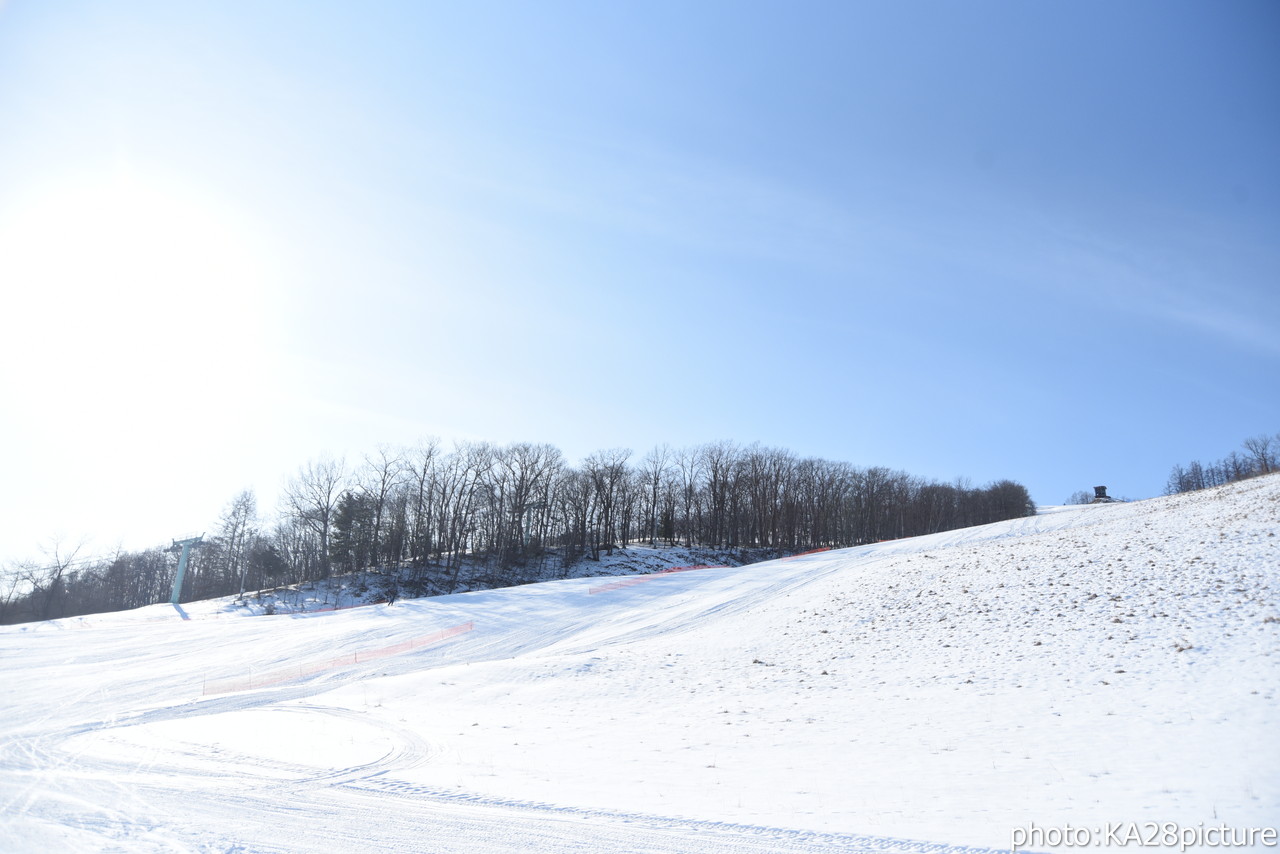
3, 476, 1278, 852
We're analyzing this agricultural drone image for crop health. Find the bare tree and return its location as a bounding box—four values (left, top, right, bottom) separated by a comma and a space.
740, 444, 795, 548
434, 442, 493, 588
1243, 434, 1276, 475
674, 445, 704, 547
497, 442, 562, 560
406, 438, 441, 569
22, 539, 86, 621
282, 455, 346, 579
218, 490, 259, 598
0, 563, 29, 623
583, 448, 632, 556
555, 467, 598, 563
638, 444, 672, 546
360, 445, 407, 568
701, 441, 741, 548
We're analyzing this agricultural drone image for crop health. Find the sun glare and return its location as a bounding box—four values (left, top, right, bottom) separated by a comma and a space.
0, 171, 274, 414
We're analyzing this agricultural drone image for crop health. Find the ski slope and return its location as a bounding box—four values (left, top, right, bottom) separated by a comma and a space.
2, 475, 1277, 852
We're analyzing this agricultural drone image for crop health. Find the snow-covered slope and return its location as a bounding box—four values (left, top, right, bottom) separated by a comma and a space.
2, 475, 1277, 852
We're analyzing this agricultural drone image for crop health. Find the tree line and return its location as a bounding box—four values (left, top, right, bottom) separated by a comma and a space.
1165, 432, 1280, 495
1, 440, 1036, 624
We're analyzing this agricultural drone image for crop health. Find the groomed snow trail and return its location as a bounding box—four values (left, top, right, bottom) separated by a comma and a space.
2, 475, 1277, 852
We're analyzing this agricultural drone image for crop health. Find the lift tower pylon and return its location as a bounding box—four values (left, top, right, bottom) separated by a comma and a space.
169, 535, 204, 606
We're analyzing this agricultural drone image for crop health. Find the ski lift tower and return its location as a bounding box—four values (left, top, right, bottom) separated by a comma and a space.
169, 534, 205, 606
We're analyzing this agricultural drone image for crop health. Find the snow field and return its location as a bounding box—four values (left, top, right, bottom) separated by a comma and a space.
1, 475, 1276, 852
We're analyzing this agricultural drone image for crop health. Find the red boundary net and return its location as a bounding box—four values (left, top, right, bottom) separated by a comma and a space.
201, 621, 474, 695
778, 547, 832, 560
587, 565, 728, 595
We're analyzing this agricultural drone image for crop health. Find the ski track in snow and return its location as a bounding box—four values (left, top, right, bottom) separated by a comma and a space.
2, 476, 1278, 852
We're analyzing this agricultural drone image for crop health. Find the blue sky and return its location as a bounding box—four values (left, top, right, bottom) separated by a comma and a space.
1, 0, 1277, 561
